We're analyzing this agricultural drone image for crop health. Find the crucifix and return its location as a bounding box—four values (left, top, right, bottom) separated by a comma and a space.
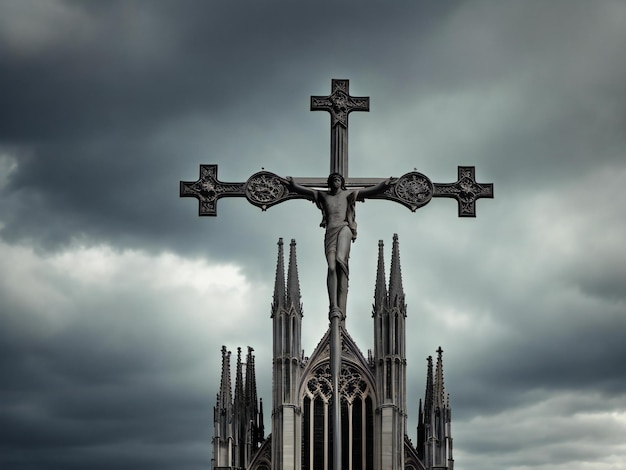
180, 79, 493, 470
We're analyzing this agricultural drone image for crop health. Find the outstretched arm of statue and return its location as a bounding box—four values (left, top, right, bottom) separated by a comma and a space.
285, 176, 318, 201
358, 177, 394, 199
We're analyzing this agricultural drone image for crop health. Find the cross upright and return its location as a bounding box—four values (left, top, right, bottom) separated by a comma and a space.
311, 78, 369, 179
180, 79, 493, 470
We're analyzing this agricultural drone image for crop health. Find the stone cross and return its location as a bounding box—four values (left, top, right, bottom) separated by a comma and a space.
180, 79, 493, 218
180, 79, 493, 470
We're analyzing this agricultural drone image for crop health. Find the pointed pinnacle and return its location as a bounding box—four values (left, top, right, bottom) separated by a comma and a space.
258, 396, 265, 440
435, 346, 445, 408
388, 233, 405, 308
272, 238, 286, 314
424, 355, 434, 423
219, 346, 232, 409
287, 239, 302, 315
373, 240, 387, 315
246, 346, 258, 409
234, 347, 244, 409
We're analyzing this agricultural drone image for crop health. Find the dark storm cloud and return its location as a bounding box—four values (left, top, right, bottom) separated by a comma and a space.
448, 307, 626, 415
0, 0, 449, 142
0, 0, 459, 259
0, 326, 212, 469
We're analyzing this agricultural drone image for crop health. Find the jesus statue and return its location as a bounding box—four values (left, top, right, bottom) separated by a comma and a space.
287, 173, 392, 320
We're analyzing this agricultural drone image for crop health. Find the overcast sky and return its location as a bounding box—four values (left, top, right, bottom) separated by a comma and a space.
1, 1, 625, 469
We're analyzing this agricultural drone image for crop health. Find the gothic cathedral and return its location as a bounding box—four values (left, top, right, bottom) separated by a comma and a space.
212, 235, 454, 470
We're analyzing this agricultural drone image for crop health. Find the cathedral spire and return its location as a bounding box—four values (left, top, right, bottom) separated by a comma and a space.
373, 239, 387, 315
245, 347, 258, 412
219, 346, 233, 412
287, 239, 302, 316
417, 397, 425, 461
388, 233, 405, 309
271, 241, 302, 470
245, 347, 261, 455
435, 346, 445, 409
272, 238, 286, 315
258, 397, 265, 442
424, 355, 434, 425
234, 347, 244, 413
420, 348, 454, 470
233, 347, 244, 467
214, 346, 234, 468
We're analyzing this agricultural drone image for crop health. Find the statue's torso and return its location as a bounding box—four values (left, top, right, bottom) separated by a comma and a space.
318, 190, 355, 228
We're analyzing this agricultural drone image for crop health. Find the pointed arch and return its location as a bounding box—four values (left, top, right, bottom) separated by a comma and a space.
298, 329, 378, 470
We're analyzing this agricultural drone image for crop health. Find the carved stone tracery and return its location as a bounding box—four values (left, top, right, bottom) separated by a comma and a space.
394, 172, 434, 210
433, 166, 494, 217
180, 164, 245, 216
244, 171, 287, 209
305, 363, 370, 405
311, 79, 370, 128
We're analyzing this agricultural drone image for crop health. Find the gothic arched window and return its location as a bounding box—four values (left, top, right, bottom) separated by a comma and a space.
301, 364, 374, 470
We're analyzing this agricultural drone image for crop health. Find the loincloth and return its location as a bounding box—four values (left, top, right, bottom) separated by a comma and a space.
324, 223, 351, 276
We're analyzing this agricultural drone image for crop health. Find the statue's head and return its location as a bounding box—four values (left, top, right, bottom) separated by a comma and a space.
327, 173, 346, 190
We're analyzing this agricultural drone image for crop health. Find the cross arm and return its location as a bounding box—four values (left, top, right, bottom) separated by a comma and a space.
180, 165, 492, 217
433, 166, 493, 217
180, 164, 245, 216
180, 165, 323, 216
363, 167, 493, 216
357, 178, 393, 199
